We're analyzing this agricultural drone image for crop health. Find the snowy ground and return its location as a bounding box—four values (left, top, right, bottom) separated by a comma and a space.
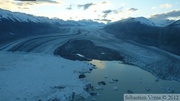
0, 52, 92, 101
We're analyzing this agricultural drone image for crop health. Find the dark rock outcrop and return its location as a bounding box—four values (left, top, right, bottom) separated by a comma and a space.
54, 39, 123, 61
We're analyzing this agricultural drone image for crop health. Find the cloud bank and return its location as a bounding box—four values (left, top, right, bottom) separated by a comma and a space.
150, 10, 180, 19
149, 10, 180, 26
0, 0, 63, 10
14, 0, 63, 3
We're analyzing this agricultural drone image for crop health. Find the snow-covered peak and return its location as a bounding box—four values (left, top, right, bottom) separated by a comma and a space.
172, 20, 180, 27
149, 19, 175, 27
0, 8, 76, 25
132, 17, 155, 26
0, 8, 52, 23
115, 17, 155, 26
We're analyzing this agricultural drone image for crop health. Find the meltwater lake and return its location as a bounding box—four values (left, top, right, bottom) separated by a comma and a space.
84, 60, 180, 101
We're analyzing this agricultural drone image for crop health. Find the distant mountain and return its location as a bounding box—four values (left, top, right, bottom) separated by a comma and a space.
0, 8, 105, 45
104, 17, 180, 55
0, 8, 62, 44
105, 17, 160, 45
149, 19, 175, 27
0, 9, 103, 45
0, 8, 83, 26
114, 17, 156, 26
169, 20, 180, 27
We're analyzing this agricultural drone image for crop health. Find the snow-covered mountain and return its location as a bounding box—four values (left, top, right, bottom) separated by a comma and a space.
0, 8, 52, 23
0, 8, 104, 45
149, 19, 175, 27
104, 17, 180, 56
132, 17, 156, 26
0, 8, 103, 26
112, 17, 177, 27
0, 8, 78, 25
0, 9, 75, 44
0, 9, 57, 44
0, 8, 103, 28
169, 20, 180, 27
112, 17, 155, 26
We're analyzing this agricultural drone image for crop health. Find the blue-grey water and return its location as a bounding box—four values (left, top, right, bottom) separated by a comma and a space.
84, 60, 180, 101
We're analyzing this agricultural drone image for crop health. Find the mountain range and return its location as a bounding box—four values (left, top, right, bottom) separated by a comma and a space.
0, 8, 180, 56
0, 8, 103, 44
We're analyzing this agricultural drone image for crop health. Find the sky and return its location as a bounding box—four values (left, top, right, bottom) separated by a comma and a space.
0, 0, 180, 23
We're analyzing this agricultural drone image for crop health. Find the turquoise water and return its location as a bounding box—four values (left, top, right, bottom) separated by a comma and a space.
84, 60, 180, 101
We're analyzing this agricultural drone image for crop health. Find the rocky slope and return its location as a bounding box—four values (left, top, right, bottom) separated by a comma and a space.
104, 17, 180, 55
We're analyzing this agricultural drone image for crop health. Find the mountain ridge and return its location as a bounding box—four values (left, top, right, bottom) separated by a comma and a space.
104, 18, 180, 55
114, 17, 156, 26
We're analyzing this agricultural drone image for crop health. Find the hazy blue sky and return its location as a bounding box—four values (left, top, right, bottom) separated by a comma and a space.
0, 0, 180, 22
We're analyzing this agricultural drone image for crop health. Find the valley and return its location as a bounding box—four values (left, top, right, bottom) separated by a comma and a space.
0, 8, 180, 101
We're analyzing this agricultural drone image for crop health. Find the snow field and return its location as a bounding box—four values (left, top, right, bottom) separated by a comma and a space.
0, 52, 93, 101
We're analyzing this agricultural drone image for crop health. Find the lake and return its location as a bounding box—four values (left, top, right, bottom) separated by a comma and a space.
84, 60, 180, 101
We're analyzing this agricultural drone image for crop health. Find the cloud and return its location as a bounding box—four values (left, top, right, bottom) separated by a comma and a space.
77, 3, 96, 10
149, 10, 180, 26
66, 5, 72, 10
14, 0, 64, 5
100, 7, 139, 22
100, 1, 111, 7
102, 10, 113, 18
77, 1, 110, 11
0, 0, 30, 10
128, 8, 138, 12
14, 0, 36, 1
14, 0, 62, 3
150, 10, 180, 20
102, 9, 121, 18
151, 4, 172, 10
101, 1, 109, 5
0, 0, 63, 10
160, 3, 172, 8
101, 7, 138, 19
103, 10, 113, 14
